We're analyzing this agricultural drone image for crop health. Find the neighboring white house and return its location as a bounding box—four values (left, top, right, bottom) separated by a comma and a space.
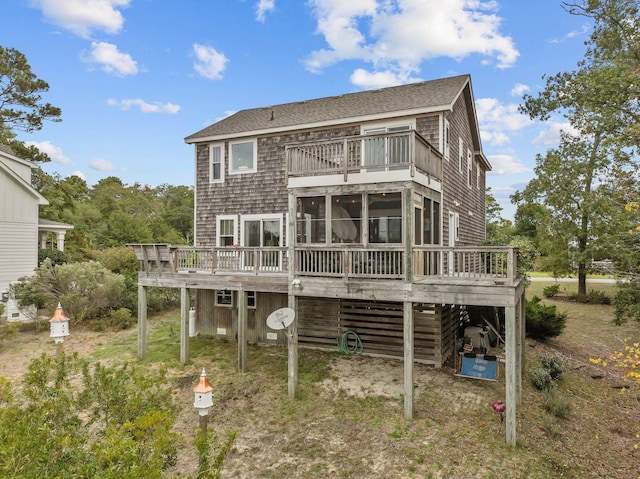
0, 145, 73, 321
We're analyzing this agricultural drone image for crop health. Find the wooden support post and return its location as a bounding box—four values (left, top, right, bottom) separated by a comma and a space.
287, 191, 299, 398
288, 295, 298, 399
180, 287, 189, 364
237, 290, 247, 373
403, 301, 414, 419
505, 305, 517, 446
519, 293, 526, 403
137, 284, 147, 359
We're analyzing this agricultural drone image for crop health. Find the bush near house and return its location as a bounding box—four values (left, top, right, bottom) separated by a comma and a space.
525, 296, 567, 341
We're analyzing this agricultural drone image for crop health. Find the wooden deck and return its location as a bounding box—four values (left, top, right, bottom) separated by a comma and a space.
129, 243, 524, 306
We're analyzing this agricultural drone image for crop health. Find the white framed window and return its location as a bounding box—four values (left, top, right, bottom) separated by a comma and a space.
216, 290, 233, 307
443, 119, 450, 160
209, 143, 224, 183
476, 163, 481, 188
216, 215, 237, 246
467, 149, 473, 188
458, 137, 464, 173
454, 212, 460, 241
247, 291, 256, 309
229, 139, 257, 174
241, 213, 284, 270
362, 119, 415, 170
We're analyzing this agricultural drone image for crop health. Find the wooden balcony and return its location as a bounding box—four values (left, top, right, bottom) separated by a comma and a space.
129, 244, 520, 286
286, 130, 443, 182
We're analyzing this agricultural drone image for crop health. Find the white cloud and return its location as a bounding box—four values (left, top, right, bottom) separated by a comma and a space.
25, 140, 71, 165
256, 0, 275, 22
192, 44, 228, 80
487, 154, 530, 175
475, 97, 532, 146
510, 83, 529, 97
531, 121, 579, 147
70, 170, 86, 180
89, 158, 126, 172
30, 0, 130, 38
107, 98, 181, 114
85, 41, 138, 76
305, 0, 519, 82
350, 68, 421, 89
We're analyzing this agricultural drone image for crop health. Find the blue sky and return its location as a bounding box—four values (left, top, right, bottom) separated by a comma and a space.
2, 0, 590, 219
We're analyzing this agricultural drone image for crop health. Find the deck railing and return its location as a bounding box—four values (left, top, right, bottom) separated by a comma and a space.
174, 247, 288, 274
286, 130, 443, 181
132, 244, 519, 284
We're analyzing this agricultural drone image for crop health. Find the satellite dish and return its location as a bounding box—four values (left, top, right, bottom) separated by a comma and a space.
266, 307, 295, 330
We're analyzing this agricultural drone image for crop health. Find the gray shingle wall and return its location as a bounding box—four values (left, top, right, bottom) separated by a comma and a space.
195, 124, 360, 246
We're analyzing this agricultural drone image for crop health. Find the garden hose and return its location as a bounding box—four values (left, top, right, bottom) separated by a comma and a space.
338, 330, 363, 355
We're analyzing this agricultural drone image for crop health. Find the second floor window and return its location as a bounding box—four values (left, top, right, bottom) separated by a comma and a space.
209, 144, 224, 182
369, 192, 402, 243
229, 139, 257, 174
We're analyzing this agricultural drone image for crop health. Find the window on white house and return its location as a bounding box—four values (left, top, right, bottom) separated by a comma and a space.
209, 143, 224, 182
458, 137, 464, 173
443, 119, 450, 160
229, 139, 257, 174
467, 149, 473, 188
216, 216, 237, 246
216, 290, 232, 307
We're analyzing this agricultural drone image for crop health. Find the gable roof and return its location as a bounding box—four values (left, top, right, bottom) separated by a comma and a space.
185, 74, 472, 143
0, 146, 49, 205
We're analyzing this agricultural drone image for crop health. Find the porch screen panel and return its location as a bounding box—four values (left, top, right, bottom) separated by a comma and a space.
331, 195, 361, 244
368, 192, 402, 243
296, 196, 326, 244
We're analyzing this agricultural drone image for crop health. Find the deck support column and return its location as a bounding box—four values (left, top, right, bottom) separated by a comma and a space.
137, 283, 147, 359
237, 290, 247, 373
286, 190, 299, 398
403, 301, 414, 419
180, 287, 189, 364
505, 305, 517, 445
288, 295, 298, 399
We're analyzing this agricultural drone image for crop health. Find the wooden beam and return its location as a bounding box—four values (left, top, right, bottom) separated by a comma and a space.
180, 287, 189, 364
505, 305, 517, 445
287, 191, 299, 398
288, 294, 298, 398
403, 301, 414, 419
237, 290, 247, 373
137, 283, 147, 359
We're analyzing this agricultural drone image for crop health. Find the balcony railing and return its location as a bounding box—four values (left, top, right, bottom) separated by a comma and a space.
138, 245, 519, 284
286, 130, 443, 181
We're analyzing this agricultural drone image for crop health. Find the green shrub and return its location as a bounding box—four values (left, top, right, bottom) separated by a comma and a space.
613, 280, 640, 324
11, 259, 125, 324
38, 248, 67, 266
540, 352, 567, 380
95, 308, 134, 331
531, 367, 556, 391
542, 284, 561, 298
526, 296, 567, 341
569, 289, 611, 304
544, 391, 572, 419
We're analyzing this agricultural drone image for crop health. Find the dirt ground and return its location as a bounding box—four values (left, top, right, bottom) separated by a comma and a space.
1, 306, 638, 479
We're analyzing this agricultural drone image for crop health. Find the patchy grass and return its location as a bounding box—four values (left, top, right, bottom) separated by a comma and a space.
1, 293, 639, 478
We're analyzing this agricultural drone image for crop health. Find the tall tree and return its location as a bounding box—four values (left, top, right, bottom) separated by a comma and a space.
0, 46, 61, 161
515, 0, 639, 294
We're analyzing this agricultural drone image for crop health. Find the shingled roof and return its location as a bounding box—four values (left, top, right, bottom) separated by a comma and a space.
185, 74, 471, 143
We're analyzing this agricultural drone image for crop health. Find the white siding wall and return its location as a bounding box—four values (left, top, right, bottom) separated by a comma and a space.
0, 170, 40, 321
